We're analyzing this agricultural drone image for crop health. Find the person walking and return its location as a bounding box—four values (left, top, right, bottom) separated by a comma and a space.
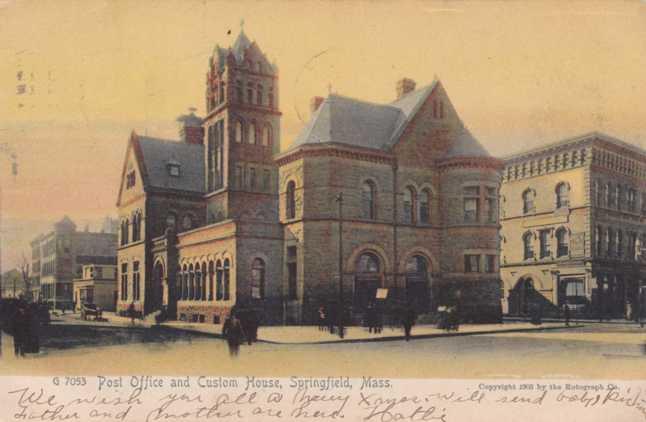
128, 302, 136, 326
222, 311, 245, 357
402, 306, 417, 341
318, 306, 326, 331
11, 303, 30, 357
563, 301, 571, 327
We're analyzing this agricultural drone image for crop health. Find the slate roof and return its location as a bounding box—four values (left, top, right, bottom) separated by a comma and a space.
232, 30, 252, 62
210, 30, 276, 73
289, 80, 491, 159
136, 136, 204, 193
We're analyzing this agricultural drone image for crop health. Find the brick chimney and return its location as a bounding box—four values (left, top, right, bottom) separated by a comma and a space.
396, 78, 416, 99
310, 96, 325, 115
177, 109, 204, 145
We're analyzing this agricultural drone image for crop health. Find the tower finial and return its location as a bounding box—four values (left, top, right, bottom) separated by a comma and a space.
240, 18, 245, 31
327, 82, 332, 95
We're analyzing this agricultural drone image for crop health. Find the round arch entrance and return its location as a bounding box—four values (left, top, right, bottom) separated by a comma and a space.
151, 261, 165, 313
354, 252, 382, 312
509, 277, 537, 315
405, 255, 430, 312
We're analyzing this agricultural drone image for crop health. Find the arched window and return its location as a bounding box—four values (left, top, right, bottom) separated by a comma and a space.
182, 214, 194, 231
247, 83, 253, 104
556, 228, 569, 257
286, 181, 296, 219
249, 122, 257, 144
616, 230, 623, 257
403, 186, 416, 224
215, 260, 223, 300
355, 252, 381, 311
268, 91, 274, 109
262, 125, 271, 146
188, 264, 195, 300
208, 261, 214, 301
361, 180, 376, 220
219, 82, 225, 104
235, 80, 243, 103
166, 212, 177, 230
223, 259, 230, 300
251, 258, 266, 299
201, 262, 207, 300
615, 185, 622, 210
256, 62, 262, 73
405, 255, 430, 310
131, 212, 140, 242
195, 265, 202, 300
595, 226, 602, 256
235, 120, 243, 143
522, 189, 535, 214
556, 183, 570, 209
120, 219, 129, 246
181, 265, 188, 300
523, 232, 534, 260
607, 182, 614, 207
419, 189, 431, 224
356, 253, 380, 273
606, 227, 613, 256
256, 84, 263, 105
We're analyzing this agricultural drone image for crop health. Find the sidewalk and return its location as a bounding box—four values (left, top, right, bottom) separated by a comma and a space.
52, 312, 580, 344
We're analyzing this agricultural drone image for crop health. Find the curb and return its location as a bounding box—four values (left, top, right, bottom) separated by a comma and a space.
253, 324, 584, 345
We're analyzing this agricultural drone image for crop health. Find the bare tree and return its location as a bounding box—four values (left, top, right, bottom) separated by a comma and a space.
19, 253, 31, 301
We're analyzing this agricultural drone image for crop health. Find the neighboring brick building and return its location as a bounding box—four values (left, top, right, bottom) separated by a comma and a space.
29, 216, 117, 310
116, 29, 503, 324
500, 132, 646, 319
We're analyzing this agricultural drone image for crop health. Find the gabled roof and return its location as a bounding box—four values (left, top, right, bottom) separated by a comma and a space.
291, 94, 403, 150
444, 125, 490, 158
288, 80, 491, 160
136, 135, 204, 193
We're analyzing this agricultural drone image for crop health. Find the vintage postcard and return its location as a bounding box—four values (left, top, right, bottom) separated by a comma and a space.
0, 1, 645, 421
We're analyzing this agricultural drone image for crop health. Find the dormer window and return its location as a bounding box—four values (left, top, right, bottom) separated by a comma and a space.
168, 162, 181, 177
126, 170, 136, 189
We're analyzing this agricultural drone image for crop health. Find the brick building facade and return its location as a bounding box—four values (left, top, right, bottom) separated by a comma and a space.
30, 216, 117, 309
116, 30, 503, 324
500, 132, 646, 319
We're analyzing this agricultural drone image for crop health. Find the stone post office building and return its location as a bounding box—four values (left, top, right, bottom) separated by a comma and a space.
500, 133, 646, 318
116, 30, 504, 324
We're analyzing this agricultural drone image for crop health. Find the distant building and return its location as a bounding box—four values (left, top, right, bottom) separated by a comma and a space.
115, 29, 503, 324
73, 264, 117, 312
29, 216, 117, 309
1, 269, 26, 299
500, 133, 646, 319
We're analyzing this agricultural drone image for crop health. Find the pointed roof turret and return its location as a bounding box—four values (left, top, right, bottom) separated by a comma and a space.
232, 25, 252, 62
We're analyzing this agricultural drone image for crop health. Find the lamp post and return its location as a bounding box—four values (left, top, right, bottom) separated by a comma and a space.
0, 142, 18, 301
335, 192, 344, 339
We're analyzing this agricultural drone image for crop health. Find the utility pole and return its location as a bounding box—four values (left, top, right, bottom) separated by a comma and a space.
336, 192, 344, 339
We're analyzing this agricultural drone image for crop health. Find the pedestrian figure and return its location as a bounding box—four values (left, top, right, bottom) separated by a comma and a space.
402, 306, 417, 341
27, 303, 40, 354
222, 311, 245, 357
366, 302, 377, 333
327, 303, 337, 334
11, 303, 30, 357
318, 306, 326, 331
563, 301, 571, 327
128, 302, 136, 326
243, 309, 259, 345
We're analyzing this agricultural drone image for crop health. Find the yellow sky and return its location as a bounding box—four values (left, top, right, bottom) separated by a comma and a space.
0, 0, 645, 270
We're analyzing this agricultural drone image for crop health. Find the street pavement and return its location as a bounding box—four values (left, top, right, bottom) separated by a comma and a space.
1, 322, 645, 379
51, 311, 578, 344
